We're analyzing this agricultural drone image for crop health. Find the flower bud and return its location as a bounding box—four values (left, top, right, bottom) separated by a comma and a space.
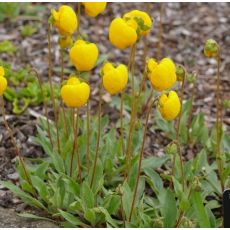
59, 36, 73, 49
102, 62, 128, 95
82, 2, 107, 17
165, 142, 178, 155
158, 91, 181, 121
51, 5, 78, 36
204, 39, 219, 58
147, 58, 177, 91
69, 39, 99, 72
187, 73, 197, 84
176, 65, 186, 82
123, 10, 152, 36
61, 76, 90, 108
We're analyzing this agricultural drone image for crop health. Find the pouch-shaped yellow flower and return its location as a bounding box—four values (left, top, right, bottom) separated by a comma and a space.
123, 10, 152, 36
109, 18, 137, 49
82, 2, 107, 17
61, 76, 90, 108
70, 39, 99, 72
102, 62, 128, 95
0, 76, 7, 96
51, 5, 78, 36
147, 58, 176, 91
0, 66, 5, 77
158, 91, 181, 121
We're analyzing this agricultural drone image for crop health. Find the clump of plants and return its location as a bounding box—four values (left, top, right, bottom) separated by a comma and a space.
0, 3, 229, 228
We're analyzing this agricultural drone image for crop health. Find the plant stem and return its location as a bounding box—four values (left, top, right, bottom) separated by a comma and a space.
86, 101, 90, 169
30, 68, 54, 150
125, 44, 136, 179
90, 81, 102, 188
187, 80, 196, 144
60, 48, 68, 137
71, 108, 75, 128
216, 52, 224, 192
128, 96, 157, 222
170, 77, 185, 191
77, 2, 81, 35
70, 109, 81, 181
48, 24, 61, 155
0, 97, 36, 196
120, 92, 125, 155
157, 3, 164, 60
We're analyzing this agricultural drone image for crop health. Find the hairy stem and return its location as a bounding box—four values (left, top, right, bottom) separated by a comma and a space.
157, 3, 164, 60
86, 101, 90, 169
125, 44, 136, 179
90, 81, 102, 188
70, 109, 81, 181
120, 92, 125, 155
170, 77, 185, 191
48, 24, 61, 155
128, 96, 157, 221
216, 52, 224, 192
60, 48, 68, 137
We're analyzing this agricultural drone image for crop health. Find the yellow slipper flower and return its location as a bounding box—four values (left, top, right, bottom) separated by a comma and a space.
70, 39, 99, 72
61, 76, 90, 108
158, 91, 181, 121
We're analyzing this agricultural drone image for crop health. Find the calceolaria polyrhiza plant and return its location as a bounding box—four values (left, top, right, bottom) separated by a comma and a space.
0, 2, 229, 228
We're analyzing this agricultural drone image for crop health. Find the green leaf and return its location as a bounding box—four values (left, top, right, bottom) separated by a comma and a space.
93, 207, 118, 228
84, 208, 96, 226
158, 189, 177, 227
122, 182, 132, 220
0, 181, 47, 210
18, 213, 55, 223
88, 159, 104, 194
142, 155, 170, 171
31, 175, 49, 202
81, 181, 94, 210
144, 168, 163, 195
58, 209, 83, 227
103, 194, 121, 215
0, 40, 17, 54
191, 191, 210, 227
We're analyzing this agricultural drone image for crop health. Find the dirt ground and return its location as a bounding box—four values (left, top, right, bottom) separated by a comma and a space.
0, 2, 229, 221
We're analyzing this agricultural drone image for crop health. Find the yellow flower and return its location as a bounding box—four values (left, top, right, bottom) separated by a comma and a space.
0, 66, 5, 77
0, 76, 7, 96
158, 91, 181, 121
109, 18, 137, 49
70, 39, 99, 72
123, 10, 152, 35
147, 58, 176, 91
82, 2, 107, 17
59, 35, 73, 49
61, 76, 90, 108
51, 5, 78, 36
102, 62, 128, 95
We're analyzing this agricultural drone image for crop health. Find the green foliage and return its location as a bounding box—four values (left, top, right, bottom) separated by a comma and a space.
21, 25, 37, 37
0, 60, 59, 114
0, 41, 17, 54
0, 3, 21, 22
